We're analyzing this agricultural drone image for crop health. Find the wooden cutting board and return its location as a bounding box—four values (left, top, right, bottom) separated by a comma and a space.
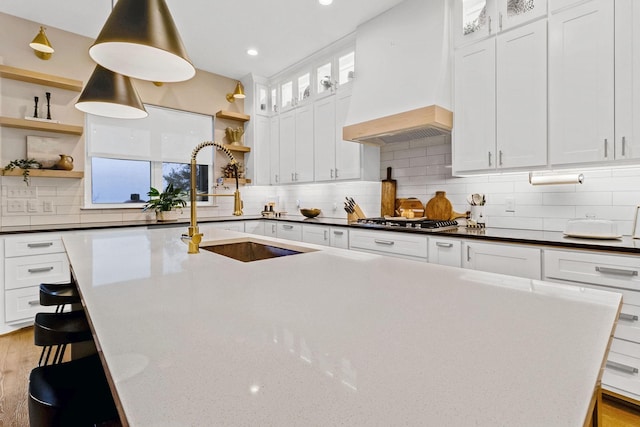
381, 167, 396, 217
425, 191, 467, 220
395, 198, 425, 217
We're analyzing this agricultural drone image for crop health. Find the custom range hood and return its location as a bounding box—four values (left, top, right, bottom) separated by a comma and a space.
343, 0, 452, 145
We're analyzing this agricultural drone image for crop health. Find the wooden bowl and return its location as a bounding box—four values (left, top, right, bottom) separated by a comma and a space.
300, 208, 321, 218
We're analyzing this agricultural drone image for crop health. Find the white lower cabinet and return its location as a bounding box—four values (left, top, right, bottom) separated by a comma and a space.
349, 229, 427, 262
302, 224, 330, 246
263, 221, 278, 238
329, 227, 349, 249
3, 233, 69, 327
244, 220, 265, 235
462, 241, 541, 279
276, 223, 302, 242
544, 249, 640, 401
204, 221, 245, 232
428, 237, 462, 267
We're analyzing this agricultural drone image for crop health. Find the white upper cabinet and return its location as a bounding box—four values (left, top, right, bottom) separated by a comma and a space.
252, 115, 271, 185
454, 38, 497, 172
614, 0, 640, 162
269, 116, 280, 184
313, 95, 337, 181
278, 110, 296, 184
294, 104, 314, 183
496, 19, 547, 168
335, 90, 363, 180
549, 0, 614, 165
454, 0, 547, 47
255, 83, 269, 116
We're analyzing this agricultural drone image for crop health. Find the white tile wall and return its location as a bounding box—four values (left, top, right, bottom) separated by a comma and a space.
4, 134, 640, 235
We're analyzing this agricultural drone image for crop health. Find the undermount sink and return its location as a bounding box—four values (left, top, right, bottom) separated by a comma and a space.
202, 240, 311, 262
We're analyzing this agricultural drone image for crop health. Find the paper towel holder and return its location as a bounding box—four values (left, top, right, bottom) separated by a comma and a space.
529, 172, 584, 186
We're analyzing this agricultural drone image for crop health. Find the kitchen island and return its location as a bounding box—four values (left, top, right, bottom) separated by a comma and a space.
63, 226, 621, 426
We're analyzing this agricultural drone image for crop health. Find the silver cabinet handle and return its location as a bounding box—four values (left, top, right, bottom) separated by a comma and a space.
28, 300, 40, 306
295, 172, 299, 181
606, 360, 639, 375
595, 266, 638, 277
488, 16, 492, 34
620, 313, 639, 322
499, 150, 503, 166
499, 12, 503, 31
436, 242, 453, 248
271, 224, 276, 233
28, 266, 54, 273
291, 172, 295, 181
622, 136, 627, 157
323, 230, 328, 240
335, 168, 339, 178
283, 225, 294, 230
275, 174, 279, 183
604, 138, 609, 158
488, 151, 492, 167
333, 230, 344, 236
330, 169, 334, 178
467, 245, 471, 262
374, 239, 394, 246
27, 242, 54, 248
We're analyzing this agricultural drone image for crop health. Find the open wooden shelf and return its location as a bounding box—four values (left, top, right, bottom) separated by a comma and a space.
222, 144, 250, 152
0, 116, 83, 135
2, 169, 84, 179
0, 65, 83, 92
222, 178, 251, 185
215, 110, 250, 122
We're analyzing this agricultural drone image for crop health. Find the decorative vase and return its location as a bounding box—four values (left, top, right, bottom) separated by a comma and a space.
156, 210, 178, 222
225, 127, 244, 145
55, 154, 74, 171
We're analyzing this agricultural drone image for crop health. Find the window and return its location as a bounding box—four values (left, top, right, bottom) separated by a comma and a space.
297, 72, 310, 101
338, 51, 355, 85
316, 62, 332, 94
270, 87, 278, 113
281, 80, 293, 109
86, 105, 214, 208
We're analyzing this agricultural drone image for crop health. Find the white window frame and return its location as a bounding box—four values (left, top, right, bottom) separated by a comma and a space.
84, 104, 215, 209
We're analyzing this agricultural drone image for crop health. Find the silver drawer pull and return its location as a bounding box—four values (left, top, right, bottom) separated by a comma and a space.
283, 225, 294, 230
374, 239, 394, 246
606, 360, 639, 375
619, 313, 639, 322
27, 242, 54, 248
333, 231, 344, 236
28, 266, 55, 273
595, 266, 638, 277
436, 242, 453, 248
28, 300, 40, 306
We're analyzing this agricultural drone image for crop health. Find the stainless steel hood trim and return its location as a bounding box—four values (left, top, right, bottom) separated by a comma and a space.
342, 105, 453, 145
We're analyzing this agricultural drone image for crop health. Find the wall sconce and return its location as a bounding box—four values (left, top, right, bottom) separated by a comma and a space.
89, 0, 195, 83
529, 172, 584, 185
226, 82, 245, 102
29, 26, 54, 60
75, 65, 148, 119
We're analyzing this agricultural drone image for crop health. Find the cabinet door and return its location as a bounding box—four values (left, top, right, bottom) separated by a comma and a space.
453, 38, 496, 173
463, 241, 541, 279
614, 0, 640, 161
294, 105, 314, 183
244, 221, 265, 235
329, 227, 349, 249
497, 0, 547, 32
454, 0, 497, 47
277, 223, 302, 241
313, 96, 336, 182
549, 0, 614, 165
496, 19, 547, 168
428, 238, 462, 268
252, 115, 271, 185
264, 221, 278, 238
335, 90, 361, 180
278, 110, 296, 184
302, 224, 330, 246
269, 116, 280, 185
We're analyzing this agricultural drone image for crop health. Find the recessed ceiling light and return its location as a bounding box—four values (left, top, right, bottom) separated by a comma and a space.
319, 0, 333, 5
247, 48, 258, 56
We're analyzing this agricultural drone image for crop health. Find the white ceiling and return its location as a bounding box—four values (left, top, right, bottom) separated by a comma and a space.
0, 0, 404, 80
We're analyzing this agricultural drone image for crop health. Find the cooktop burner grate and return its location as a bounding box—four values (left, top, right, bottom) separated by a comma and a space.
356, 217, 459, 230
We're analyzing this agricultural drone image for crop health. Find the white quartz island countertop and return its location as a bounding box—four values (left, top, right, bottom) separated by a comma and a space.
62, 227, 621, 426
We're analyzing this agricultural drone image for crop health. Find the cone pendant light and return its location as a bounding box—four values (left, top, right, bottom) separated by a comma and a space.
75, 65, 148, 119
89, 0, 195, 83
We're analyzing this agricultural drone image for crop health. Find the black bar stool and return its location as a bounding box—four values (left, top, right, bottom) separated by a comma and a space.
29, 353, 119, 427
40, 282, 81, 313
34, 310, 92, 366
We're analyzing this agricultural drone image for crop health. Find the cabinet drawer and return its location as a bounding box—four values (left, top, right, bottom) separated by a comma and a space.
603, 339, 640, 398
428, 238, 462, 267
5, 253, 70, 290
302, 225, 330, 246
544, 250, 640, 291
5, 286, 55, 323
277, 223, 302, 242
5, 234, 65, 257
329, 228, 349, 249
349, 230, 427, 260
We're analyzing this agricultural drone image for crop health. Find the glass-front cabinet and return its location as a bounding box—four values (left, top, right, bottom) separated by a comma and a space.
256, 83, 269, 116
454, 0, 547, 47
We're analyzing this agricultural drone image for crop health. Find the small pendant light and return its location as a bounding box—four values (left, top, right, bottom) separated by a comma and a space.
75, 65, 148, 119
89, 0, 195, 83
30, 26, 54, 60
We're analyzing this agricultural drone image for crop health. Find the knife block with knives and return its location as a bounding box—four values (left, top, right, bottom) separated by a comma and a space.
345, 197, 366, 222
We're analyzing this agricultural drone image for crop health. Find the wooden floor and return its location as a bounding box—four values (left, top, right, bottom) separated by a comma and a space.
2, 327, 640, 426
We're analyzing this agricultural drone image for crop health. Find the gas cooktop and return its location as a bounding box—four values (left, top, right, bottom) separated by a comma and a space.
355, 217, 459, 231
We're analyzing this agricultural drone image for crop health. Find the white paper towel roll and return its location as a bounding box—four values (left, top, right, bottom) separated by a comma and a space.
529, 173, 584, 185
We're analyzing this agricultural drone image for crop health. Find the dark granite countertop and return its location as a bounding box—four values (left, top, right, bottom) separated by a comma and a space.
2, 215, 638, 255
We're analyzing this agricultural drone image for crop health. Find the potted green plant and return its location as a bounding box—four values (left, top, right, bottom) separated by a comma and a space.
142, 183, 187, 222
3, 159, 43, 185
